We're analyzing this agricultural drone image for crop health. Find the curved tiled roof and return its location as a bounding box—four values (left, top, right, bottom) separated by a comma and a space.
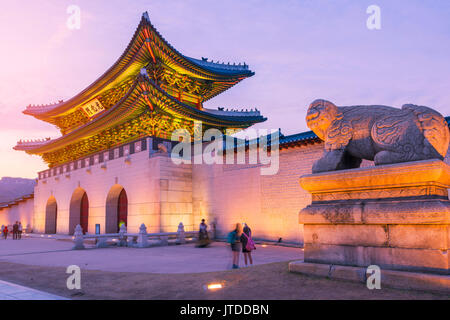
23, 12, 254, 121
183, 56, 253, 76
280, 130, 320, 146
142, 74, 266, 126
15, 72, 266, 155
0, 193, 34, 210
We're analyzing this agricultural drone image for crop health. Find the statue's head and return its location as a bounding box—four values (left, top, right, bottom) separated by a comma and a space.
306, 99, 340, 140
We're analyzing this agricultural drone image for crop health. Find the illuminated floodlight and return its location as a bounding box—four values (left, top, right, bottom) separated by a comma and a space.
205, 283, 224, 291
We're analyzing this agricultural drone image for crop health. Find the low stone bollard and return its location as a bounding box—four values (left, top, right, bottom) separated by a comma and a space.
137, 223, 149, 248
118, 224, 127, 247
176, 222, 185, 244
72, 224, 85, 250
160, 235, 169, 246
96, 237, 108, 248
127, 235, 136, 247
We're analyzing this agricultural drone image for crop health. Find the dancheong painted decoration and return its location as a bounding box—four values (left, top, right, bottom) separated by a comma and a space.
14, 12, 266, 167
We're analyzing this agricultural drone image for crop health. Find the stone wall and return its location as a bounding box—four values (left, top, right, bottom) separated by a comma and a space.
192, 141, 450, 245
2, 137, 449, 244
30, 138, 193, 235
0, 197, 34, 231
192, 143, 323, 244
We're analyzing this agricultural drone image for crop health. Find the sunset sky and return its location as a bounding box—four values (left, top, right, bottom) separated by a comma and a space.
0, 0, 449, 178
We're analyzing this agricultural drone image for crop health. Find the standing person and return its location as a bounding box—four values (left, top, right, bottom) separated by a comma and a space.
197, 219, 211, 248
227, 223, 242, 269
12, 221, 18, 240
240, 224, 256, 266
18, 222, 23, 240
118, 220, 125, 232
199, 219, 207, 235
3, 225, 8, 240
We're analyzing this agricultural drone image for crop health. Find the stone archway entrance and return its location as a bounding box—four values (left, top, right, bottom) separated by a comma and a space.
45, 196, 57, 234
105, 185, 128, 233
69, 188, 89, 235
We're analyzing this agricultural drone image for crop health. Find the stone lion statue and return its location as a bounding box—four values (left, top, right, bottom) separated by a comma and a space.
306, 99, 449, 173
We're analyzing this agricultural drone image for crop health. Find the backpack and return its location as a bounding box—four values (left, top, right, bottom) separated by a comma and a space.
227, 231, 236, 244
243, 232, 256, 251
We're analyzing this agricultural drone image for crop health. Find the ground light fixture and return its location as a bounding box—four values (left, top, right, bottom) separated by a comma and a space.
204, 282, 224, 291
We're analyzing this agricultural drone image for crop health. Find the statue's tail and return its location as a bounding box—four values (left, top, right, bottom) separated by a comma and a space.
402, 104, 450, 158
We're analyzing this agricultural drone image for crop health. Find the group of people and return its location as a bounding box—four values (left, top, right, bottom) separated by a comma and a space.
196, 219, 256, 269
1, 221, 23, 240
227, 223, 256, 269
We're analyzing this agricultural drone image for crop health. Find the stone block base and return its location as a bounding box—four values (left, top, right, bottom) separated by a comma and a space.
289, 261, 450, 294
299, 160, 450, 276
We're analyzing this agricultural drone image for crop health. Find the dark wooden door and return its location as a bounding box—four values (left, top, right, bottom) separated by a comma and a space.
80, 193, 89, 234
117, 189, 128, 231
45, 202, 57, 234
52, 203, 58, 233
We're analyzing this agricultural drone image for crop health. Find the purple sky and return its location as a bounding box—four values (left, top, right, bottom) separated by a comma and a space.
1, 0, 449, 178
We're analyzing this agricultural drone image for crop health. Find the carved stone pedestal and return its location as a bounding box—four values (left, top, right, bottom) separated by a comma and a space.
289, 160, 450, 293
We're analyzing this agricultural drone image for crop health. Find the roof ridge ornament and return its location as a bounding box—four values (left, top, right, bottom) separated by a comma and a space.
142, 11, 150, 22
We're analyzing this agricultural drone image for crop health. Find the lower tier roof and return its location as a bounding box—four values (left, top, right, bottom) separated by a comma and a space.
15, 71, 266, 156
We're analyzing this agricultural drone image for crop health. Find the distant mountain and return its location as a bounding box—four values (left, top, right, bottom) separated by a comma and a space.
0, 177, 36, 204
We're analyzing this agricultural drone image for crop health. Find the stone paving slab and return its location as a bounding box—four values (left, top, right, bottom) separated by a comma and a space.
0, 280, 68, 300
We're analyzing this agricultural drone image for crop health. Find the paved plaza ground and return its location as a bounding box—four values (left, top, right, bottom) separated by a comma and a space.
0, 237, 301, 273
0, 280, 67, 300
0, 238, 448, 300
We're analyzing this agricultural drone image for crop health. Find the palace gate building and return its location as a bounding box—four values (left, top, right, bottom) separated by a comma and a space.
2, 13, 450, 244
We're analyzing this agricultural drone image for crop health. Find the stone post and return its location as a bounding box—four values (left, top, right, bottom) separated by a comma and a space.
72, 224, 85, 250
137, 223, 149, 248
160, 235, 169, 246
118, 224, 127, 247
176, 222, 185, 244
96, 236, 108, 248
127, 235, 136, 247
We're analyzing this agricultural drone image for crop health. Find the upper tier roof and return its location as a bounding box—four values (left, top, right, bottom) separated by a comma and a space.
23, 11, 254, 122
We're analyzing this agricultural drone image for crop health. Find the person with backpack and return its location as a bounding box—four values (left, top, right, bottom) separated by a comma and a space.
227, 223, 242, 269
2, 225, 8, 239
240, 224, 256, 266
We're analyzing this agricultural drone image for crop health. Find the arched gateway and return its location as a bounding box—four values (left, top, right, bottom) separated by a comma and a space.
13, 12, 266, 237
105, 185, 128, 233
69, 188, 89, 235
45, 196, 57, 234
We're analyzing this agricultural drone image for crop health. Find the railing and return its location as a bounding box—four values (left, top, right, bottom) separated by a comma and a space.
72, 222, 208, 250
